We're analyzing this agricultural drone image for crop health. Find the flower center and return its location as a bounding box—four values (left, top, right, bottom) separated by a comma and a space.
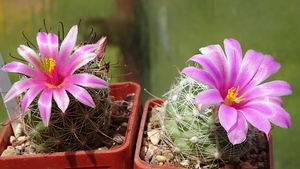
46, 82, 64, 89
224, 86, 246, 106
40, 58, 56, 73
40, 58, 63, 88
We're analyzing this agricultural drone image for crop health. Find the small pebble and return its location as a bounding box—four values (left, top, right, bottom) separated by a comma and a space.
142, 137, 148, 146
15, 123, 24, 138
162, 150, 174, 160
145, 144, 154, 163
9, 136, 17, 144
98, 146, 108, 150
1, 148, 20, 156
153, 148, 162, 155
156, 155, 167, 162
147, 129, 160, 145
140, 146, 147, 159
15, 145, 24, 152
180, 159, 189, 166
112, 134, 125, 144
24, 146, 36, 155
17, 136, 27, 142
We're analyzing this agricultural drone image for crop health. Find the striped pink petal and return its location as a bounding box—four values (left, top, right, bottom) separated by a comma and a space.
38, 88, 53, 127
17, 45, 41, 70
64, 84, 95, 108
67, 73, 108, 88
58, 25, 78, 66
1, 61, 39, 77
37, 32, 58, 60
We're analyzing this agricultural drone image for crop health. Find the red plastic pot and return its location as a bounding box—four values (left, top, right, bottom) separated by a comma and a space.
134, 98, 274, 169
0, 82, 141, 169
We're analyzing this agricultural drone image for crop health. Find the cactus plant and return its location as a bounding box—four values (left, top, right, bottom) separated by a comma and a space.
148, 38, 292, 168
1, 25, 120, 153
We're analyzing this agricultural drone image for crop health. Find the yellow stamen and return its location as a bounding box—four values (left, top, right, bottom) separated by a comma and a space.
45, 82, 64, 89
40, 58, 56, 73
225, 86, 246, 106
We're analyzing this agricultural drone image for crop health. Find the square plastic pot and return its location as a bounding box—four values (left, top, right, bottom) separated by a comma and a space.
0, 82, 141, 169
134, 98, 274, 169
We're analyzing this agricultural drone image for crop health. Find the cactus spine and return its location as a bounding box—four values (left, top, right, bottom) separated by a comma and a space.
158, 74, 258, 167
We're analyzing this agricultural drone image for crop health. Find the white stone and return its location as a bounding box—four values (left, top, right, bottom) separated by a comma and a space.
17, 136, 26, 142
147, 129, 160, 145
1, 149, 19, 156
15, 123, 24, 138
9, 136, 16, 144
180, 159, 189, 166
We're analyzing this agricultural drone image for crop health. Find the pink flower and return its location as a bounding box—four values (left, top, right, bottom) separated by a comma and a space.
181, 38, 292, 144
2, 25, 108, 126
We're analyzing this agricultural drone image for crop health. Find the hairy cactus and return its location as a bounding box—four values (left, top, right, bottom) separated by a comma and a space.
158, 74, 258, 166
22, 55, 112, 153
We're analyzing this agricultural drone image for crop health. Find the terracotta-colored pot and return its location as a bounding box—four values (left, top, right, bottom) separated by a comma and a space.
0, 82, 141, 169
134, 98, 274, 169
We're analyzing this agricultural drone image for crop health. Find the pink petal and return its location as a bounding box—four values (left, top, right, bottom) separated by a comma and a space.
236, 49, 265, 89
245, 96, 283, 107
4, 79, 40, 102
17, 45, 41, 70
58, 25, 78, 65
245, 80, 292, 100
53, 88, 69, 112
36, 32, 58, 60
38, 88, 53, 127
246, 55, 281, 89
227, 113, 248, 145
219, 104, 238, 133
199, 44, 228, 96
188, 54, 223, 88
67, 74, 108, 88
22, 85, 46, 113
64, 84, 95, 108
243, 100, 291, 128
200, 44, 227, 80
181, 67, 217, 88
63, 53, 96, 77
239, 108, 271, 136
194, 89, 223, 105
224, 39, 243, 88
266, 96, 283, 106
1, 61, 39, 77
63, 45, 98, 75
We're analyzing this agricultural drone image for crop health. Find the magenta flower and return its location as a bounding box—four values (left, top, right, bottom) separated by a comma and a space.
181, 38, 292, 145
2, 25, 108, 127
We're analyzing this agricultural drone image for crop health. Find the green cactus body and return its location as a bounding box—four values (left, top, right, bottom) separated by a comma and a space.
23, 60, 112, 153
159, 74, 257, 166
